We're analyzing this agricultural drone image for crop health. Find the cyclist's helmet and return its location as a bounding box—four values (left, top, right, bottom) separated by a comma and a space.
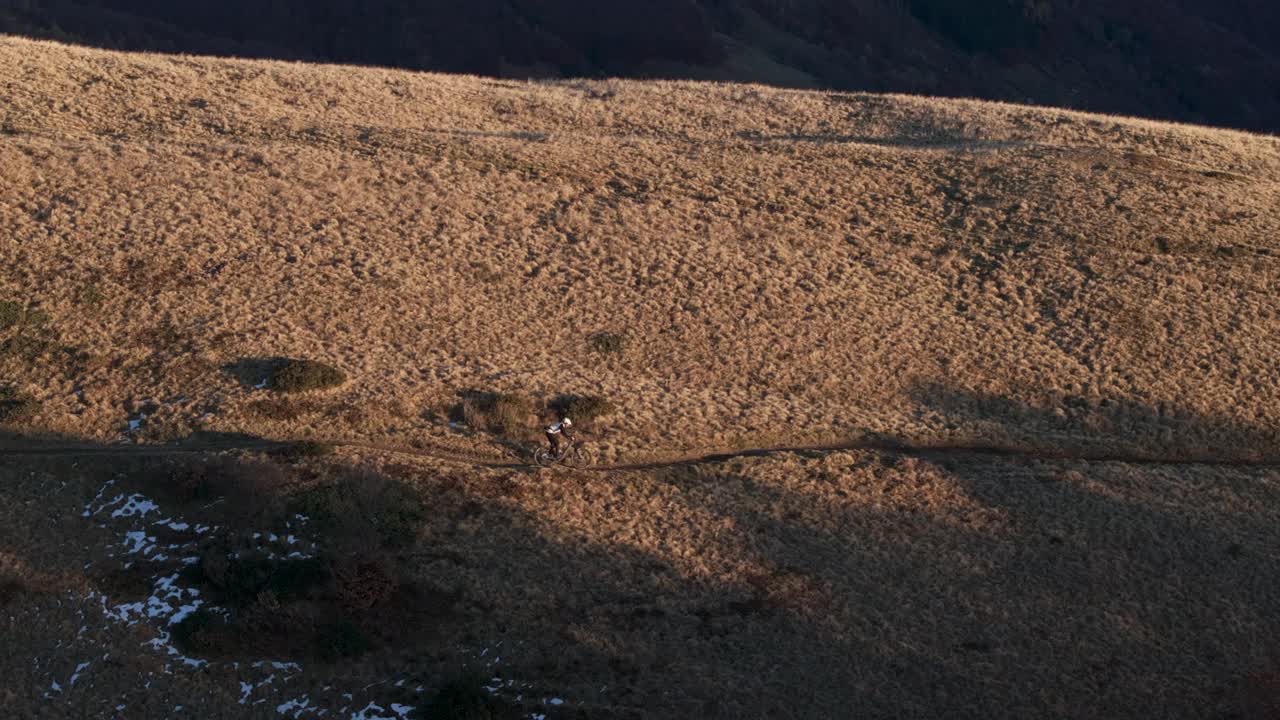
562, 418, 573, 427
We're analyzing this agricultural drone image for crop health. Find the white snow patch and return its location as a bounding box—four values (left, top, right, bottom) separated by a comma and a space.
112, 494, 160, 518
277, 696, 313, 717
83, 480, 117, 516
69, 661, 90, 686
350, 703, 399, 720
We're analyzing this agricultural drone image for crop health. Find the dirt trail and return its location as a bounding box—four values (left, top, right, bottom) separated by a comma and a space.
1, 435, 1277, 470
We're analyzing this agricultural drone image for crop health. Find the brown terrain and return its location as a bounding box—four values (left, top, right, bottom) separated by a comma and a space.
1, 36, 1279, 719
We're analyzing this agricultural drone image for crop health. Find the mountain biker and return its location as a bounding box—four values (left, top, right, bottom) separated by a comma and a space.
545, 417, 574, 457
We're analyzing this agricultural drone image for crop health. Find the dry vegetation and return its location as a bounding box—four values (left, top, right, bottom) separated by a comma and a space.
0, 36, 1278, 719
0, 36, 1278, 462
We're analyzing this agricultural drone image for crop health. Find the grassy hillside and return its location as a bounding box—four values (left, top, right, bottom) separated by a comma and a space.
2, 36, 1279, 462
1, 37, 1279, 719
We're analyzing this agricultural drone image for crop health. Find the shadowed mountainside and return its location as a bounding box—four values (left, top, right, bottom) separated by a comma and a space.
2, 1, 1280, 132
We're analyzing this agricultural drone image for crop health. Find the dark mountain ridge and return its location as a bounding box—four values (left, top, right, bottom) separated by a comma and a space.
3, 0, 1278, 132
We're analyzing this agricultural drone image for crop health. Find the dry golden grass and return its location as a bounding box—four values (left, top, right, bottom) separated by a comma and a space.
0, 36, 1277, 463
1, 36, 1280, 719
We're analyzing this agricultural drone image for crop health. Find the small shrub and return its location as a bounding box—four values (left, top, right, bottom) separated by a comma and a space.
0, 300, 47, 330
0, 387, 41, 424
552, 394, 617, 426
460, 391, 533, 437
268, 359, 347, 393
314, 618, 371, 660
77, 284, 106, 307
0, 335, 50, 363
419, 674, 511, 720
163, 457, 288, 526
332, 557, 398, 610
588, 331, 626, 354
170, 609, 225, 654
274, 440, 337, 460
0, 577, 25, 606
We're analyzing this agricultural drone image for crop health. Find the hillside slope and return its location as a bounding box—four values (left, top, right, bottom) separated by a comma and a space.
2, 38, 1280, 720
2, 36, 1279, 464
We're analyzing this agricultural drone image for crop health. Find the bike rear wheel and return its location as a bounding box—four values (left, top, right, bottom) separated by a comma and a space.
533, 448, 556, 467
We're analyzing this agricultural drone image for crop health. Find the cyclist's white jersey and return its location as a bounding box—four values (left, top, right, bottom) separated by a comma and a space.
547, 421, 569, 434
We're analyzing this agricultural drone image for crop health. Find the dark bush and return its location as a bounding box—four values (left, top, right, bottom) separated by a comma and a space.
0, 387, 41, 424
295, 469, 424, 549
194, 551, 328, 607
274, 440, 337, 460
0, 577, 26, 606
162, 457, 288, 527
268, 359, 346, 393
419, 674, 512, 720
170, 609, 225, 654
551, 394, 617, 426
588, 331, 626, 354
332, 556, 398, 610
314, 618, 371, 660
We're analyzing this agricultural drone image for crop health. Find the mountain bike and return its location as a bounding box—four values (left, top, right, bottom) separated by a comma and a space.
534, 438, 593, 468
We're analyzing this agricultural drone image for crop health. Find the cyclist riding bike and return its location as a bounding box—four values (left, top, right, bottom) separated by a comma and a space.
544, 417, 574, 458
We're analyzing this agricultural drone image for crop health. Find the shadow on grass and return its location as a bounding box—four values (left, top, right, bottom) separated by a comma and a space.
2, 384, 1278, 720
908, 380, 1280, 463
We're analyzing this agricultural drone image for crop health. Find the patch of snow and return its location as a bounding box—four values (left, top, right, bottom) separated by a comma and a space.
112, 495, 160, 518
83, 480, 117, 516
350, 703, 399, 720
277, 696, 313, 717
69, 661, 90, 686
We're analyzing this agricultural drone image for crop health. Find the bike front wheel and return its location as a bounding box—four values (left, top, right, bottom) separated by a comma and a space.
564, 445, 594, 468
